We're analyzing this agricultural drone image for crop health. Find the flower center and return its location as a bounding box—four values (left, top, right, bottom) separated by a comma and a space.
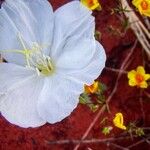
30, 55, 54, 76
17, 34, 55, 76
135, 73, 144, 84
141, 0, 149, 10
0, 34, 54, 76
87, 0, 94, 7
24, 43, 54, 76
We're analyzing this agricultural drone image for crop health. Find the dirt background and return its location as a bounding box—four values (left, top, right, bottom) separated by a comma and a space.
0, 0, 150, 150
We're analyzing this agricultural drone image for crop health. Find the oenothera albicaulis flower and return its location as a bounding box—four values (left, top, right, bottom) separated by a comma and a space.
132, 0, 150, 17
0, 0, 106, 128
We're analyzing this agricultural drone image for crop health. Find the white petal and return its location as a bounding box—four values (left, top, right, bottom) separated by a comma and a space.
0, 63, 36, 93
0, 63, 46, 128
57, 41, 106, 85
0, 0, 54, 65
55, 35, 96, 70
37, 74, 83, 123
51, 1, 94, 58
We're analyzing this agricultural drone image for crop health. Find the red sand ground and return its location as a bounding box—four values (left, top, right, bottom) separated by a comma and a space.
0, 0, 150, 150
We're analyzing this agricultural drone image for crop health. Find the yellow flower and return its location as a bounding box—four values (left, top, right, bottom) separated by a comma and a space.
84, 81, 99, 94
132, 0, 150, 17
113, 113, 127, 130
128, 66, 150, 88
81, 0, 102, 10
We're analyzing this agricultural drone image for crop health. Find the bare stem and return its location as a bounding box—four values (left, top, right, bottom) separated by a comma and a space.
127, 137, 150, 149
105, 67, 127, 74
109, 142, 129, 150
120, 0, 150, 58
46, 135, 136, 145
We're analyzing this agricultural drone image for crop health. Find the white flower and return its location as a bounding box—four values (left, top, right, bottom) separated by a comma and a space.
0, 0, 106, 128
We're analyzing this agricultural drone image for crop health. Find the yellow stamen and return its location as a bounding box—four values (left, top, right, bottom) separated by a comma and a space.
0, 34, 54, 76
132, 0, 150, 17
81, 0, 102, 10
135, 74, 144, 85
141, 0, 148, 10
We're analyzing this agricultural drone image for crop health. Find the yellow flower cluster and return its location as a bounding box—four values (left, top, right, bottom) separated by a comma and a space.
128, 66, 150, 88
81, 0, 102, 10
132, 0, 150, 17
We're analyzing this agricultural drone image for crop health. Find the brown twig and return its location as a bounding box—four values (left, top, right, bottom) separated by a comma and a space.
46, 135, 136, 145
143, 17, 150, 31
121, 0, 150, 58
139, 90, 145, 125
144, 91, 150, 99
105, 67, 127, 74
109, 142, 129, 150
127, 137, 150, 149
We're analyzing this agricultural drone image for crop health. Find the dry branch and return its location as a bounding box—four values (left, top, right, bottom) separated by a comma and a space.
121, 0, 150, 58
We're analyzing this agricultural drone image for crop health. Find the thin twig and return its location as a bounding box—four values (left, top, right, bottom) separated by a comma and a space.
143, 17, 150, 30
142, 127, 150, 130
121, 0, 150, 58
105, 67, 127, 74
46, 135, 136, 145
139, 90, 145, 125
144, 91, 150, 99
127, 137, 150, 149
109, 142, 129, 150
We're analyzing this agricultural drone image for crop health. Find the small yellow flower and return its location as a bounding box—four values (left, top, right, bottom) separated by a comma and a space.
84, 81, 99, 94
127, 66, 150, 88
113, 113, 127, 130
132, 0, 150, 17
81, 0, 102, 10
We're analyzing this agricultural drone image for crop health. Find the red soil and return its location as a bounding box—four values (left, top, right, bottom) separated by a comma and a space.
0, 0, 150, 150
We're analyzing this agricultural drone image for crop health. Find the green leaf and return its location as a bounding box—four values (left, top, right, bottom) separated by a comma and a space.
89, 104, 99, 112
79, 93, 91, 104
135, 128, 145, 137
102, 127, 113, 135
